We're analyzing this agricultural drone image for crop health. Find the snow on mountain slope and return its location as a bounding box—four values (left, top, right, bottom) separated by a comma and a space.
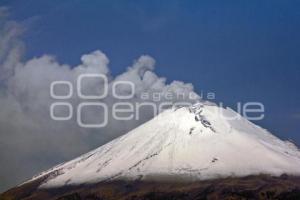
28, 103, 300, 188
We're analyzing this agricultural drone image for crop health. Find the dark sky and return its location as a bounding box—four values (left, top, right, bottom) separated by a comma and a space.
3, 0, 300, 145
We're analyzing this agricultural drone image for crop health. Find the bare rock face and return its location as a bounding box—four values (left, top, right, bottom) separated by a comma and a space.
1, 175, 300, 200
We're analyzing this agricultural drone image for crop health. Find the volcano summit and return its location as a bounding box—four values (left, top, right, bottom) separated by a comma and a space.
2, 103, 300, 200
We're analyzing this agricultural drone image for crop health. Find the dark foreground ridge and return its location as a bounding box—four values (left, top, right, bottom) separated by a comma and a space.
1, 175, 300, 200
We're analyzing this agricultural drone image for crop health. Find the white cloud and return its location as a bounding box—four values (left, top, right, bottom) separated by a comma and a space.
0, 14, 200, 191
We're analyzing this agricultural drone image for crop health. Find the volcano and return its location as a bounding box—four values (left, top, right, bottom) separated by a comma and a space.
1, 103, 300, 200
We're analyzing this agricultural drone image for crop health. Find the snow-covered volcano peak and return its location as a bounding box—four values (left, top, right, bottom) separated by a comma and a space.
28, 103, 300, 188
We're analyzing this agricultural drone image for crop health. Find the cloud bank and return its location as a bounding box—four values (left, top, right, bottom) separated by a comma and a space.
0, 11, 200, 191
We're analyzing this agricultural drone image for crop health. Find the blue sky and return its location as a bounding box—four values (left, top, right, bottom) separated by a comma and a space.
3, 0, 300, 144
